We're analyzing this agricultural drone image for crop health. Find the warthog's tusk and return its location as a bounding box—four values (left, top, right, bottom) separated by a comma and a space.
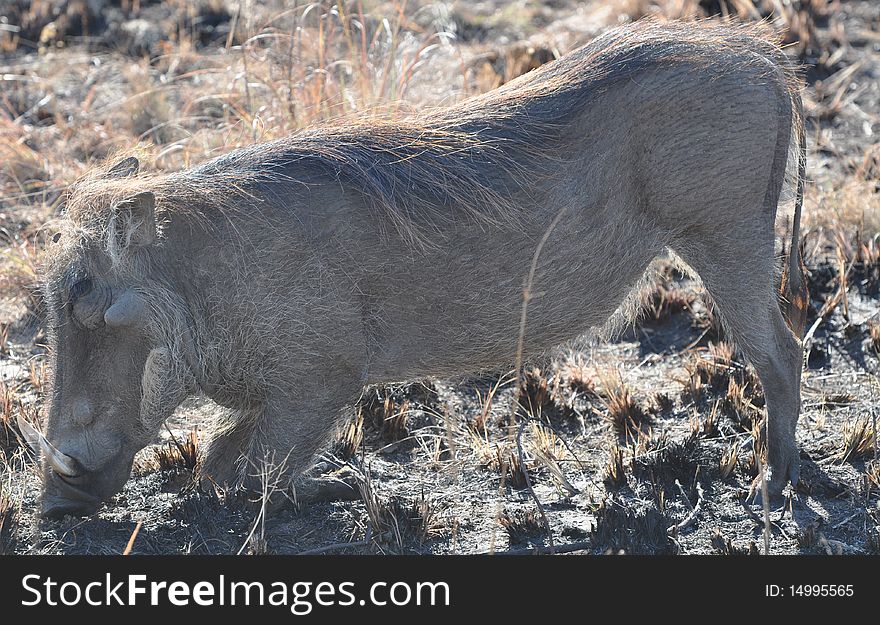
39, 437, 80, 477
16, 413, 80, 477
15, 412, 42, 457
21, 425, 82, 478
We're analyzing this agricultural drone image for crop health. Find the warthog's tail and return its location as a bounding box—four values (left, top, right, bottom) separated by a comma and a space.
779, 87, 809, 339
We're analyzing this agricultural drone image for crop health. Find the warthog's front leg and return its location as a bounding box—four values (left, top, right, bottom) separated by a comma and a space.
199, 407, 260, 488
236, 375, 364, 504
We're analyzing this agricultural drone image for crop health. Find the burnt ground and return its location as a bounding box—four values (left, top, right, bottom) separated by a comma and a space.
1, 0, 879, 555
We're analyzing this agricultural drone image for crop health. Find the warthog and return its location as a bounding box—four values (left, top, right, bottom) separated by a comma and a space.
28, 20, 807, 518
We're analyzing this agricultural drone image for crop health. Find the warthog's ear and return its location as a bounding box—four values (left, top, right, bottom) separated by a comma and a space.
111, 191, 157, 248
106, 156, 140, 178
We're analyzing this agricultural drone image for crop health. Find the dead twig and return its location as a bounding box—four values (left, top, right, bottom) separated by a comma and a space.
667, 480, 703, 535
740, 495, 764, 526
123, 520, 142, 556
516, 419, 554, 553
500, 205, 570, 554
486, 540, 592, 555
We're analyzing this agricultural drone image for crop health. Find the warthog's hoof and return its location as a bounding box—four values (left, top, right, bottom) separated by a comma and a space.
292, 467, 362, 506
750, 451, 800, 509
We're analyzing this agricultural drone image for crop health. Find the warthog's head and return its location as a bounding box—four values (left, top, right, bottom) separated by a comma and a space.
26, 156, 195, 518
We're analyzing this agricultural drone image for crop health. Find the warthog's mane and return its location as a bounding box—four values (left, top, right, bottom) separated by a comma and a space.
59, 19, 799, 251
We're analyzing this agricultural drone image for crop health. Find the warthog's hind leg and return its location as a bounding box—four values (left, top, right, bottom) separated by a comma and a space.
674, 235, 803, 504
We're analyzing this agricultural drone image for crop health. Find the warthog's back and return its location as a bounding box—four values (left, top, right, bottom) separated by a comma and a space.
171, 20, 797, 243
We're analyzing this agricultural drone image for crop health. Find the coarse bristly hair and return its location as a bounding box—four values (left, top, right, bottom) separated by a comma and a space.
55, 19, 802, 256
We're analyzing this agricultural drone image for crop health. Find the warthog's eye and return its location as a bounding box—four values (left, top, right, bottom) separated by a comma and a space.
69, 277, 93, 303
67, 275, 108, 330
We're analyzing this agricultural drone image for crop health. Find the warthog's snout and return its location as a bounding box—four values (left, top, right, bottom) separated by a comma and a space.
39, 443, 136, 519
41, 469, 103, 519
19, 413, 130, 518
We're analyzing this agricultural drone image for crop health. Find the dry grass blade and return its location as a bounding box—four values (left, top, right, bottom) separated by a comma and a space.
719, 441, 739, 481
473, 373, 513, 433
515, 420, 553, 551
530, 426, 578, 497
667, 480, 703, 536
603, 443, 627, 491
334, 411, 364, 460
499, 507, 545, 546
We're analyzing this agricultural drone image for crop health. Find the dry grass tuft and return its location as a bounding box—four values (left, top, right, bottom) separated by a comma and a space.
642, 269, 696, 322
651, 392, 675, 415
721, 376, 765, 432
867, 321, 880, 355
632, 432, 702, 488
682, 342, 737, 405
360, 475, 445, 550
0, 451, 19, 555
603, 443, 627, 491
557, 355, 597, 397
851, 233, 880, 297
591, 498, 676, 555
691, 401, 722, 439
865, 460, 880, 492
4, 399, 39, 456
518, 367, 552, 416
838, 416, 876, 464
711, 528, 759, 556
0, 483, 19, 555
741, 419, 768, 479
474, 440, 528, 490
527, 421, 577, 495
334, 411, 364, 461
471, 374, 511, 434
154, 430, 199, 474
359, 386, 410, 444
0, 383, 21, 453
0, 232, 45, 314
677, 342, 768, 432
719, 441, 739, 481
798, 517, 823, 549
499, 507, 545, 546
598, 368, 650, 440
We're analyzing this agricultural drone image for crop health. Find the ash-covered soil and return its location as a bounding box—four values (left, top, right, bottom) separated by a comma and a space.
3, 257, 878, 555
1, 0, 878, 555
